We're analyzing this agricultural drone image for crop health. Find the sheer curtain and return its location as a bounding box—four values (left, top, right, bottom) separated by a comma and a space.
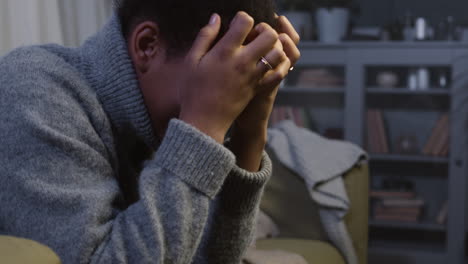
0, 0, 113, 56
59, 0, 114, 47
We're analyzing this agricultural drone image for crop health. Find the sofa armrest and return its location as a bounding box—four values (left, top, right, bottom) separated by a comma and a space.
343, 163, 369, 264
0, 235, 61, 264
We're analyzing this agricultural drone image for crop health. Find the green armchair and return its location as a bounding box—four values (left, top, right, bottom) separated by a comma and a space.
257, 149, 369, 264
0, 235, 61, 264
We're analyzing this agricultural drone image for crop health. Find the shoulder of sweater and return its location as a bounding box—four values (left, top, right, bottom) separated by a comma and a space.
0, 45, 108, 129
0, 45, 82, 88
0, 45, 75, 72
1, 45, 97, 100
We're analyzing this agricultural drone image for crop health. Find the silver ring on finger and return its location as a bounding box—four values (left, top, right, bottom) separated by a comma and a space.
260, 56, 274, 70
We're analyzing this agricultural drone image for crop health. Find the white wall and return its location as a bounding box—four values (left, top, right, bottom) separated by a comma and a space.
0, 0, 113, 56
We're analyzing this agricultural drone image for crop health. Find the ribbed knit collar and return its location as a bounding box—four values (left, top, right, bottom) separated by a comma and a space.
78, 14, 157, 148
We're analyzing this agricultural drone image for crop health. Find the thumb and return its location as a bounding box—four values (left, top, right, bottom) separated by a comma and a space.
188, 14, 221, 62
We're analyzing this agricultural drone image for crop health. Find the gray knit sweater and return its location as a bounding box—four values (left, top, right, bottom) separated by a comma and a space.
0, 14, 271, 264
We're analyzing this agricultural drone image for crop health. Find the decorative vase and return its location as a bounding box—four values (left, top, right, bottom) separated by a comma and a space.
316, 8, 350, 43
282, 11, 313, 41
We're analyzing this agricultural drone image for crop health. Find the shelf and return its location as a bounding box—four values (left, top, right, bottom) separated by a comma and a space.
369, 220, 446, 232
367, 88, 450, 96
280, 87, 344, 94
299, 41, 468, 50
366, 91, 450, 110
369, 239, 446, 264
370, 154, 449, 164
369, 238, 446, 253
275, 87, 344, 107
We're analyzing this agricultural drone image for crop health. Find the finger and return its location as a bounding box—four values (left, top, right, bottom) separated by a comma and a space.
279, 33, 301, 66
243, 23, 279, 61
277, 15, 300, 45
188, 14, 221, 61
217, 11, 254, 51
255, 41, 285, 75
244, 27, 259, 45
260, 57, 292, 87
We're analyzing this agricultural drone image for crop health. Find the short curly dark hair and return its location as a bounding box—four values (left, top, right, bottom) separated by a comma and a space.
117, 0, 277, 58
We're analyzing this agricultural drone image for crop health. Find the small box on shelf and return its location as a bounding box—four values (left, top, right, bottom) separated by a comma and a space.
285, 66, 345, 89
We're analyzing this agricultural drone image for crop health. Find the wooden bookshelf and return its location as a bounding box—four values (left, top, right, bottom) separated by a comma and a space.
367, 87, 450, 95
277, 43, 468, 263
369, 220, 445, 232
370, 154, 450, 164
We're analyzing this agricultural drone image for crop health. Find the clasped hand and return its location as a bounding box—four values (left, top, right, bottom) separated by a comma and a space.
178, 11, 300, 171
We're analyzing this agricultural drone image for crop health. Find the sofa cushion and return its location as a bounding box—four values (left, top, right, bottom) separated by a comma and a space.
0, 235, 61, 264
261, 148, 327, 240
256, 239, 345, 264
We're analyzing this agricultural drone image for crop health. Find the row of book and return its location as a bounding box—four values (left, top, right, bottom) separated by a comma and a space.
371, 190, 424, 223
269, 107, 344, 139
422, 114, 450, 157
272, 107, 450, 157
366, 110, 450, 157
295, 68, 344, 88
269, 107, 310, 128
367, 110, 389, 154
371, 190, 448, 225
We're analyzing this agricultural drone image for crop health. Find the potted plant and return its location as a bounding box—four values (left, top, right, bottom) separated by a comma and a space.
313, 0, 353, 43
277, 0, 314, 40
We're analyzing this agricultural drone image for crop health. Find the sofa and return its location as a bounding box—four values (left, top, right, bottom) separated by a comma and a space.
256, 149, 369, 264
0, 235, 61, 264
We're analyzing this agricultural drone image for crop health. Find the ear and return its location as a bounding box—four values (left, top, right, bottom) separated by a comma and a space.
128, 21, 163, 74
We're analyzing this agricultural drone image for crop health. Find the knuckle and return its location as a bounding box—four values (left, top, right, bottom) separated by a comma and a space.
236, 11, 254, 28
279, 32, 288, 39
273, 71, 286, 82
198, 27, 212, 39
272, 48, 285, 60
263, 27, 279, 43
280, 50, 288, 60
279, 33, 290, 42
278, 34, 289, 47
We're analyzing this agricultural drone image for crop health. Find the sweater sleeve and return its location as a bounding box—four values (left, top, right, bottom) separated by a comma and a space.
89, 120, 237, 264
0, 48, 264, 264
192, 153, 272, 264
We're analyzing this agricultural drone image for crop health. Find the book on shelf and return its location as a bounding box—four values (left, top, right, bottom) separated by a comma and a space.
323, 128, 344, 140
436, 200, 448, 225
371, 189, 425, 223
370, 190, 416, 199
374, 214, 420, 223
374, 204, 422, 216
376, 110, 389, 153
270, 106, 310, 129
381, 198, 425, 207
422, 114, 450, 157
366, 109, 389, 154
367, 110, 380, 153
296, 68, 344, 88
